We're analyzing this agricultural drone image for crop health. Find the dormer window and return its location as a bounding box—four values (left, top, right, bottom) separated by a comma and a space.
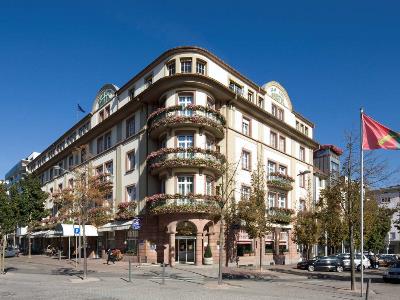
196, 59, 206, 75
180, 58, 192, 73
167, 60, 176, 76
229, 80, 243, 95
145, 74, 153, 88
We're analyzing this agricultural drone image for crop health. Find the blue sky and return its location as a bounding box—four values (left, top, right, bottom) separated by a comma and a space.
1, 0, 399, 184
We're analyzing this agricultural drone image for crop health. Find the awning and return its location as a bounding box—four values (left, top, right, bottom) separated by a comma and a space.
54, 224, 98, 237
97, 220, 133, 232
30, 230, 50, 237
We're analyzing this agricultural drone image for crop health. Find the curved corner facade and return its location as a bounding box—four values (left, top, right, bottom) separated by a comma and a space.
27, 46, 318, 266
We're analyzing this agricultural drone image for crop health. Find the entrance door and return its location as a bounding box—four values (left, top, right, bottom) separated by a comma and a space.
175, 237, 195, 264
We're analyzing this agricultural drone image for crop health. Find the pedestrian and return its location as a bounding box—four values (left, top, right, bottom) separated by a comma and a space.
235, 256, 240, 268
106, 248, 115, 265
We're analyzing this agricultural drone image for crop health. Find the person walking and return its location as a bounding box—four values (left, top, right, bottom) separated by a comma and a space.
106, 248, 115, 265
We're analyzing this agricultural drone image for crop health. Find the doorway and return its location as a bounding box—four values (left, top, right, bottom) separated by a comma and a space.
175, 236, 195, 264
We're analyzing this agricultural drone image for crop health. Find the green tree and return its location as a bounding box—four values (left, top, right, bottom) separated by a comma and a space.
14, 174, 48, 258
0, 183, 17, 274
292, 211, 319, 260
237, 162, 270, 271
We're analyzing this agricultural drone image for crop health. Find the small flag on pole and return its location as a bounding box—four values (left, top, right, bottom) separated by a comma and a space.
77, 104, 86, 113
362, 113, 400, 150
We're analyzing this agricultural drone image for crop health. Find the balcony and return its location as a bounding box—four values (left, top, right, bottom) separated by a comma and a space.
145, 193, 221, 215
147, 147, 226, 175
267, 207, 295, 225
147, 105, 225, 139
267, 172, 295, 191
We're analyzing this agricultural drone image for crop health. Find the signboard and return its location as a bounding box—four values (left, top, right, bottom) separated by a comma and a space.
74, 227, 80, 235
132, 218, 140, 230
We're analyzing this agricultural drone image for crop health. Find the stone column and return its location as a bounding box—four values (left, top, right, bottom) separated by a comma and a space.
169, 232, 175, 267
195, 233, 203, 266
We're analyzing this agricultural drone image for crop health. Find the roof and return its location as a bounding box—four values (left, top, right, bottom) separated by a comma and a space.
316, 144, 343, 156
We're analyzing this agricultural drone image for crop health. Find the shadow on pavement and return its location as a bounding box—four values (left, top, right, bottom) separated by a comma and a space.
51, 267, 95, 276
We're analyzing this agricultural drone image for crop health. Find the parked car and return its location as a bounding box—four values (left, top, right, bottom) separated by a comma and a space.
378, 254, 399, 267
336, 253, 370, 271
5, 247, 17, 258
307, 256, 344, 272
383, 262, 400, 283
297, 256, 324, 270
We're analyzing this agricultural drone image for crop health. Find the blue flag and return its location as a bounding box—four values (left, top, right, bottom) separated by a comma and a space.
77, 104, 86, 113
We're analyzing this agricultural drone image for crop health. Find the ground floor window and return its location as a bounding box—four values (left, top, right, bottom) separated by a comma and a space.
237, 243, 253, 256
265, 242, 274, 254
125, 229, 138, 255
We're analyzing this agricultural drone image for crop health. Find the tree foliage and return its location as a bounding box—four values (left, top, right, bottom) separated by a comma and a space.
292, 211, 319, 259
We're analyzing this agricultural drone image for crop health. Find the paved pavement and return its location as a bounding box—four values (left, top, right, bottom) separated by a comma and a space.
0, 255, 398, 299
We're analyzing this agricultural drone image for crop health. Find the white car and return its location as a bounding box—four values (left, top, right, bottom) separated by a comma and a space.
383, 262, 400, 283
337, 253, 370, 271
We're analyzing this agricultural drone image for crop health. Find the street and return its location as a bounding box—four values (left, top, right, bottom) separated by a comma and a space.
0, 256, 399, 299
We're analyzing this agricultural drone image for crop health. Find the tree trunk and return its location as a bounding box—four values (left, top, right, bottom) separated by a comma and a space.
1, 235, 7, 274
28, 231, 32, 259
349, 224, 355, 290
259, 236, 263, 271
83, 221, 87, 280
218, 216, 224, 285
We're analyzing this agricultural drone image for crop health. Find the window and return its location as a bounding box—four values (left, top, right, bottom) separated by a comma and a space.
272, 104, 284, 121
242, 117, 250, 136
127, 150, 135, 172
299, 174, 305, 188
104, 105, 110, 118
49, 168, 53, 180
296, 121, 300, 131
205, 136, 214, 150
99, 110, 105, 122
248, 91, 254, 102
97, 136, 104, 153
299, 146, 306, 161
177, 176, 194, 202
160, 179, 166, 194
180, 58, 192, 73
178, 94, 193, 116
279, 136, 286, 152
299, 199, 306, 211
80, 148, 87, 162
268, 192, 276, 208
126, 185, 136, 202
105, 161, 113, 175
126, 116, 135, 138
278, 193, 287, 208
68, 179, 74, 189
96, 165, 104, 175
242, 150, 250, 171
177, 135, 194, 158
390, 232, 396, 240
58, 183, 63, 192
196, 59, 206, 75
68, 155, 74, 169
258, 97, 264, 108
144, 74, 153, 88
305, 127, 309, 136
277, 108, 284, 121
104, 132, 112, 151
129, 88, 135, 100
278, 165, 287, 175
270, 131, 278, 148
267, 161, 276, 176
49, 187, 53, 195
206, 97, 214, 109
206, 176, 213, 196
167, 60, 176, 76
241, 185, 251, 200
229, 81, 243, 95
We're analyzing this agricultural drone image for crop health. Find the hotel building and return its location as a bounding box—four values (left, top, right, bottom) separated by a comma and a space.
27, 46, 318, 266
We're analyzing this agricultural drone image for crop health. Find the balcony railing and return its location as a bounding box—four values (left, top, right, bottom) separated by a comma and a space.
267, 172, 295, 191
267, 207, 295, 225
147, 105, 225, 138
147, 147, 226, 174
145, 193, 221, 215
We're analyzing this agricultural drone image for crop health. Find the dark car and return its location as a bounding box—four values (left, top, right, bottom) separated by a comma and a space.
297, 256, 324, 270
308, 256, 344, 272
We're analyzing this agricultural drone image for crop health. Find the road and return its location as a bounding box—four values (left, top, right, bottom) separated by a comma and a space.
0, 256, 398, 299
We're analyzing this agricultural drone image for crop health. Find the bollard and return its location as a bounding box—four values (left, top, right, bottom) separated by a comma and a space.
128, 259, 132, 283
59, 250, 61, 262
138, 255, 141, 266
162, 262, 165, 285
365, 278, 371, 300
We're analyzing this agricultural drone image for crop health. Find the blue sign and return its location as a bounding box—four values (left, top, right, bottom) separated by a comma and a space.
132, 218, 140, 230
74, 227, 80, 235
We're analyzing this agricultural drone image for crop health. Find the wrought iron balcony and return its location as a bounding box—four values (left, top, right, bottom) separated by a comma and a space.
267, 207, 295, 225
147, 105, 225, 139
145, 193, 221, 215
147, 147, 225, 175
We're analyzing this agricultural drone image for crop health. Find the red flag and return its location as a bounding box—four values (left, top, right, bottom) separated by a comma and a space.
362, 113, 400, 150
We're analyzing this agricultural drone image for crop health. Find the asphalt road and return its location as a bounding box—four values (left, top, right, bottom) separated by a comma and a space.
0, 256, 399, 300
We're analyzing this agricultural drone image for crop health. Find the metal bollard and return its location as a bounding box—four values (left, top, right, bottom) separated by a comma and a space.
128, 259, 132, 282
365, 278, 371, 300
162, 262, 165, 285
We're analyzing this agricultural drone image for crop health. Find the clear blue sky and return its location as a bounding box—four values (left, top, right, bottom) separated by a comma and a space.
1, 0, 399, 184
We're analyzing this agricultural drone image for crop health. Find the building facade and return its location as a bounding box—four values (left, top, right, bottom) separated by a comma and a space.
373, 185, 400, 254
27, 46, 318, 266
5, 152, 40, 185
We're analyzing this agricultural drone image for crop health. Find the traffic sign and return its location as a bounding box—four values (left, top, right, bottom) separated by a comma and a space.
132, 218, 140, 230
74, 227, 80, 235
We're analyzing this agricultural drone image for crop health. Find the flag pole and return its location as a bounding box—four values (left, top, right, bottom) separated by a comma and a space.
360, 108, 364, 296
